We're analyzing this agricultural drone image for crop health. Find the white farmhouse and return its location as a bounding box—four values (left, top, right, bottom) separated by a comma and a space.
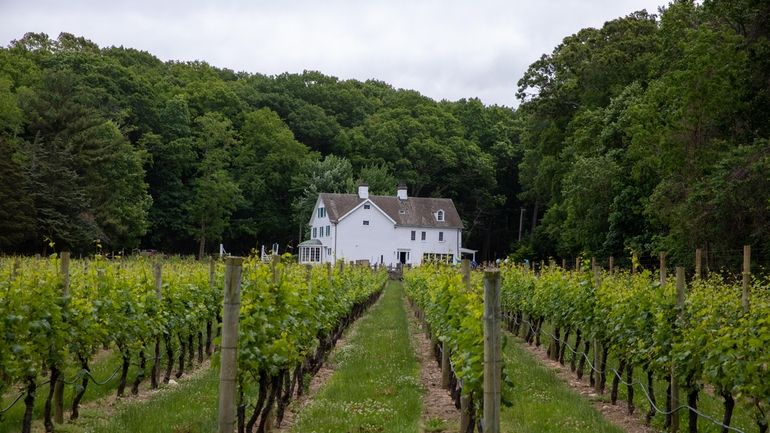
298, 184, 468, 266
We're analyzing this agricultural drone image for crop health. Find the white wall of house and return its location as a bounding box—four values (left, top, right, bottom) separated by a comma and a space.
388, 226, 461, 266
305, 200, 460, 266
335, 202, 395, 265
308, 197, 335, 262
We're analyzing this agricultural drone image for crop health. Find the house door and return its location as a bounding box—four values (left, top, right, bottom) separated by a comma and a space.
399, 251, 407, 264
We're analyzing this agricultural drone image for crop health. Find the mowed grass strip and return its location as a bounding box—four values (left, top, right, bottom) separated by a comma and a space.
1, 337, 213, 433
530, 323, 755, 433
64, 365, 219, 433
291, 281, 422, 433
0, 349, 141, 433
501, 335, 625, 433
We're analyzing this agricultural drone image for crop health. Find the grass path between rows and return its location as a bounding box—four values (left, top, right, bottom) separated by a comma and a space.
290, 280, 422, 433
500, 334, 626, 433
0, 347, 188, 433
53, 360, 218, 433
527, 323, 756, 433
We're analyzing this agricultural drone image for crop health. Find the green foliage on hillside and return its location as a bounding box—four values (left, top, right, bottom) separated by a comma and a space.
1, 0, 769, 263
0, 32, 517, 256
516, 1, 770, 266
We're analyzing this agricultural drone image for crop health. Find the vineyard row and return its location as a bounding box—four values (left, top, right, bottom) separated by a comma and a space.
403, 259, 770, 433
0, 254, 386, 433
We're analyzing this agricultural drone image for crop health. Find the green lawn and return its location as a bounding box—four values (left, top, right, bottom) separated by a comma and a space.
290, 281, 422, 433
501, 335, 626, 433
525, 323, 757, 433
0, 349, 137, 433
0, 341, 212, 433
76, 366, 219, 433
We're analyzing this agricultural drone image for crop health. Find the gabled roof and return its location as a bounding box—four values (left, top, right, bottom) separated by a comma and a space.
318, 193, 463, 229
299, 239, 322, 246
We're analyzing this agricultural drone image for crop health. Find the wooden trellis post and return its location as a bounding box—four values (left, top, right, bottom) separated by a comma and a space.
54, 252, 70, 424
593, 265, 602, 394
671, 267, 686, 433
151, 262, 162, 388
695, 248, 702, 279
483, 269, 502, 433
218, 257, 243, 433
209, 257, 216, 289
461, 259, 471, 290
441, 341, 451, 388
659, 252, 667, 286
742, 246, 751, 312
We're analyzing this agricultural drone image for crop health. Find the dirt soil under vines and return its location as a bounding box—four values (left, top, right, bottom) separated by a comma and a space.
404, 299, 461, 432
272, 336, 347, 433
518, 340, 655, 433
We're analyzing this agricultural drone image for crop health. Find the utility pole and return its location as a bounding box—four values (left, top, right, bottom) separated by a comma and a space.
518, 207, 526, 242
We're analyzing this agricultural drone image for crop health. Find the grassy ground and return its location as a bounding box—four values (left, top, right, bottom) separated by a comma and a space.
290, 281, 422, 433
0, 349, 135, 433
0, 341, 210, 433
529, 323, 756, 433
501, 334, 626, 433
71, 366, 219, 433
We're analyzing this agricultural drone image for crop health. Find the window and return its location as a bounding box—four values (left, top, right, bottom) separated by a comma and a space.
421, 231, 426, 241
364, 204, 371, 209
312, 227, 317, 238
439, 231, 444, 242
319, 226, 323, 237
326, 225, 330, 236
436, 210, 444, 221
363, 220, 370, 226
300, 246, 322, 263
318, 207, 326, 218
411, 230, 416, 241
310, 247, 320, 262
423, 253, 454, 263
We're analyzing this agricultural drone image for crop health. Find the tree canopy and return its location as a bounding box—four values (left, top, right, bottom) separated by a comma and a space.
1, 0, 768, 267
514, 0, 770, 268
0, 32, 518, 257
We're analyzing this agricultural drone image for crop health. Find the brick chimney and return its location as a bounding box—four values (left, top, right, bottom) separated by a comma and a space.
358, 183, 369, 199
397, 183, 408, 200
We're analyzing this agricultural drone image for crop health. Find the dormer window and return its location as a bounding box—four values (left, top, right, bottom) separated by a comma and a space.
436, 210, 445, 222
364, 204, 371, 209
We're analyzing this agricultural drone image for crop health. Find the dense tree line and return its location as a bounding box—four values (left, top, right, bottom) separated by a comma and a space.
515, 0, 770, 269
0, 32, 518, 257
1, 0, 768, 266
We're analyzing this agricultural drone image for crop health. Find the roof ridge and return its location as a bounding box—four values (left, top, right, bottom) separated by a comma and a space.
320, 192, 454, 201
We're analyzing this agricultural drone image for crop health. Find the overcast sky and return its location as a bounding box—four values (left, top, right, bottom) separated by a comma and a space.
1, 0, 666, 107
